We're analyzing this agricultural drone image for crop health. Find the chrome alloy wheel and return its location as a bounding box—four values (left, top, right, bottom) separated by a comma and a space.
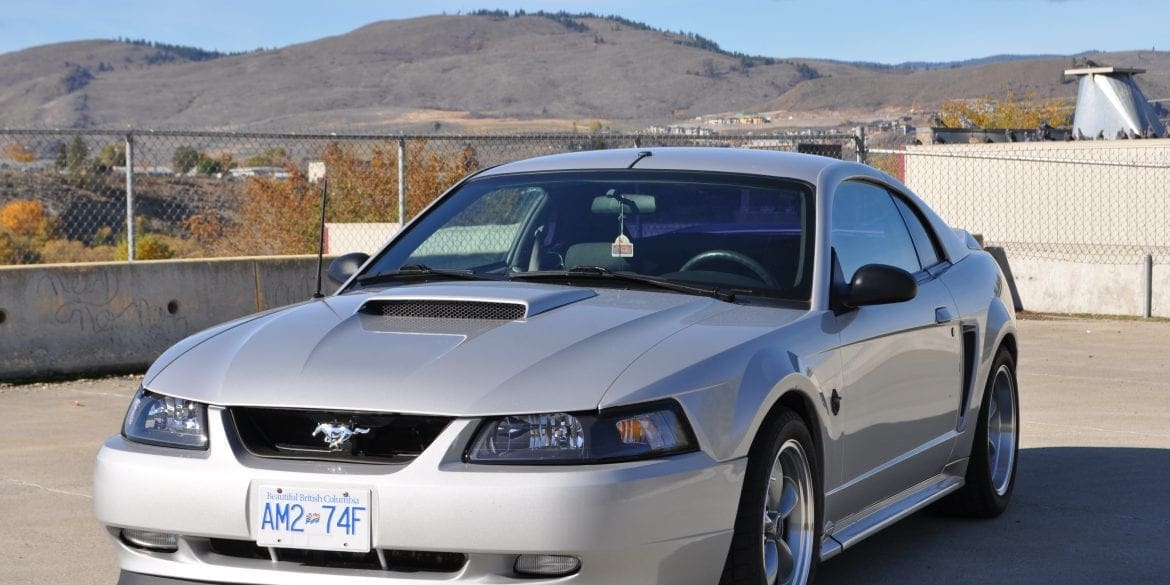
986, 363, 1018, 496
762, 439, 815, 585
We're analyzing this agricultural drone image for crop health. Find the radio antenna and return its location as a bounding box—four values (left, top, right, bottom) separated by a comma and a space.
311, 178, 328, 299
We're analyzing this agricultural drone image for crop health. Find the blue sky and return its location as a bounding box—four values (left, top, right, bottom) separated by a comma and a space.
0, 0, 1164, 64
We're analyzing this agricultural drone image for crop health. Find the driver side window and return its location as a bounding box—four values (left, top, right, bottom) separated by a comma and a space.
831, 181, 921, 282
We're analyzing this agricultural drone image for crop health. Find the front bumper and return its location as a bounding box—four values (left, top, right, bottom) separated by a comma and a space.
95, 407, 745, 584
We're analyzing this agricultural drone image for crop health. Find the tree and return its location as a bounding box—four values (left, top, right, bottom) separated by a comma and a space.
0, 200, 56, 264
172, 145, 199, 174
115, 217, 175, 260
116, 233, 174, 260
224, 140, 479, 255
939, 91, 1073, 129
0, 200, 55, 239
65, 135, 89, 171
701, 58, 719, 78
195, 154, 223, 175
54, 143, 68, 169
93, 143, 127, 172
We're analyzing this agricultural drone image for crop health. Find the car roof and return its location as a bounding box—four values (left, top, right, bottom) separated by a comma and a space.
475, 147, 852, 184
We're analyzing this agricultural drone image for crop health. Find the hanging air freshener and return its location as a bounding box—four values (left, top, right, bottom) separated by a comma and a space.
611, 191, 634, 258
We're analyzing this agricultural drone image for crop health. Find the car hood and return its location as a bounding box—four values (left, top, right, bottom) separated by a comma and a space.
145, 281, 761, 416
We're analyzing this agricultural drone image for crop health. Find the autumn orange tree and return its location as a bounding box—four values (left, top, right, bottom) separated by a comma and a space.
220, 140, 478, 256
0, 200, 57, 264
939, 91, 1073, 129
3, 142, 37, 163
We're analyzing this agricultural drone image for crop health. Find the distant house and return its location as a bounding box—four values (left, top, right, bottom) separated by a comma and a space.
707, 114, 771, 126
645, 125, 716, 136
0, 161, 52, 172
229, 166, 291, 179
111, 165, 173, 176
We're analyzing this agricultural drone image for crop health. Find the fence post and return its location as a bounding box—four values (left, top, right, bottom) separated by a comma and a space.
397, 138, 406, 226
124, 133, 135, 262
854, 126, 867, 164
1144, 254, 1153, 318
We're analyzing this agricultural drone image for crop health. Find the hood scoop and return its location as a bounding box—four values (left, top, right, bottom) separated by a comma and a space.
362, 299, 526, 320
356, 282, 597, 320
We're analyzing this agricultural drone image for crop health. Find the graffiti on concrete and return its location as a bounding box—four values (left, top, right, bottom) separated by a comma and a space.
35, 270, 188, 336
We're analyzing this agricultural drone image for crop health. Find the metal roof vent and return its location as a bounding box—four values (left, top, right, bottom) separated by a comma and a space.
1065, 65, 1165, 139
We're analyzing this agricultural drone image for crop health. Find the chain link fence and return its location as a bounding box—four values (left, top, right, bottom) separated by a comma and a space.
0, 129, 856, 265
869, 142, 1170, 264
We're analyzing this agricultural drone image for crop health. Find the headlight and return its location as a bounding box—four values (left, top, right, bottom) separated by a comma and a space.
122, 387, 209, 450
467, 401, 696, 464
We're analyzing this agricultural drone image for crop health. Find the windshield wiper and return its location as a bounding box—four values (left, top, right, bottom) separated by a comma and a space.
356, 264, 500, 286
512, 265, 738, 302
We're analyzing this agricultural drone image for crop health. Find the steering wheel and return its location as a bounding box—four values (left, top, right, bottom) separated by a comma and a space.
679, 250, 780, 288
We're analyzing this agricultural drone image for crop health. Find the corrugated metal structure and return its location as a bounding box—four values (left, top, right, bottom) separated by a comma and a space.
1065, 66, 1165, 139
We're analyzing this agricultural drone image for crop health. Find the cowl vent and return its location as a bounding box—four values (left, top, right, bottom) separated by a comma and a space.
362, 299, 526, 320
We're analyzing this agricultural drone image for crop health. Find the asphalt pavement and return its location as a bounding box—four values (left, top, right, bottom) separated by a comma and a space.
2, 317, 1168, 585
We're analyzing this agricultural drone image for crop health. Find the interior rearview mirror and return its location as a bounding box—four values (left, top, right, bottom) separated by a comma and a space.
590, 193, 656, 215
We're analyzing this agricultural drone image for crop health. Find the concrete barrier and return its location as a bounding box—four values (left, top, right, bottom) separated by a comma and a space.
1008, 256, 1170, 317
3, 251, 1163, 382
0, 256, 333, 381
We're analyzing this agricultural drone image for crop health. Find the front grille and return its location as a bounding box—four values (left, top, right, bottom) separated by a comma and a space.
228, 408, 452, 464
361, 299, 526, 320
208, 538, 467, 573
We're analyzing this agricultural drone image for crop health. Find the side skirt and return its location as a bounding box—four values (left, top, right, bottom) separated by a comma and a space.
819, 462, 966, 561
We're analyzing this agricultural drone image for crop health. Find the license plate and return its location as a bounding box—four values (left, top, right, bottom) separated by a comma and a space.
254, 484, 371, 552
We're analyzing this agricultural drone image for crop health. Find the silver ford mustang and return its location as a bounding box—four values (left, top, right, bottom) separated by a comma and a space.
95, 148, 1019, 585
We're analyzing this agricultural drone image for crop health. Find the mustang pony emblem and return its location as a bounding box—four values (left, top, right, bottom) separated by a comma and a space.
311, 422, 370, 451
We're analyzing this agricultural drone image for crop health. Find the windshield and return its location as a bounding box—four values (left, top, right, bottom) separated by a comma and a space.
357, 170, 815, 300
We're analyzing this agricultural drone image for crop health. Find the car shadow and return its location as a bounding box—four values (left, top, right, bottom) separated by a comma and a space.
816, 447, 1170, 584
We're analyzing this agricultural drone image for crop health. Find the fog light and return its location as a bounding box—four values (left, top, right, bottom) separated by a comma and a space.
514, 554, 581, 577
121, 529, 178, 552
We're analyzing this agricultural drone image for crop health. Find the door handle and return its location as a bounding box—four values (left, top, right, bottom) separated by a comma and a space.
934, 306, 954, 324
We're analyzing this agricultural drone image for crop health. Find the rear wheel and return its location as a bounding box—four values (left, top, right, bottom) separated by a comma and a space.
721, 408, 820, 585
938, 347, 1019, 517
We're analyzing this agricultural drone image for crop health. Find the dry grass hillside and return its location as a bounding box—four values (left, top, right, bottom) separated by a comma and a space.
0, 13, 1165, 132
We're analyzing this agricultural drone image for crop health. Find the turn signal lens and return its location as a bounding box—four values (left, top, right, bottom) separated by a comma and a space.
515, 554, 581, 577
121, 529, 179, 552
615, 410, 686, 449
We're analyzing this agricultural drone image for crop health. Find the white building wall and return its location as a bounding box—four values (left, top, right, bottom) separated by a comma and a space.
902, 140, 1170, 317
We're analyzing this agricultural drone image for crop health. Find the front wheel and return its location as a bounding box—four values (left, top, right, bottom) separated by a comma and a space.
721, 408, 820, 585
938, 347, 1019, 517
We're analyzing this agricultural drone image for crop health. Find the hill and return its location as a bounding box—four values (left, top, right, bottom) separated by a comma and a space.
0, 13, 1165, 132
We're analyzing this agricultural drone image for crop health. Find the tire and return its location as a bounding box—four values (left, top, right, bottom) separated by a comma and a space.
937, 347, 1019, 517
720, 408, 821, 585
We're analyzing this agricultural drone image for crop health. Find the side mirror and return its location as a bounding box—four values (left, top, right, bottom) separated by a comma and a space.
840, 264, 917, 309
327, 252, 370, 285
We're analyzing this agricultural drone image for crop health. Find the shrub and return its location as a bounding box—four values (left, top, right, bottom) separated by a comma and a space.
0, 200, 55, 239
115, 233, 175, 261
3, 142, 37, 163
172, 145, 199, 174
40, 239, 117, 263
